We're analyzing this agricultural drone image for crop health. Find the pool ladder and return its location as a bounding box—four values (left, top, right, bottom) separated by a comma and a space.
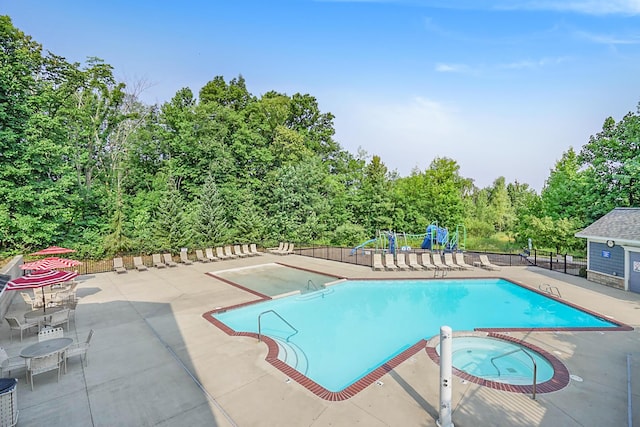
491, 348, 537, 400
539, 284, 562, 298
257, 310, 298, 343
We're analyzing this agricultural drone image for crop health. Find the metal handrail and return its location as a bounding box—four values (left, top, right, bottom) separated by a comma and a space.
257, 310, 298, 342
490, 347, 537, 399
539, 284, 562, 298
307, 279, 318, 291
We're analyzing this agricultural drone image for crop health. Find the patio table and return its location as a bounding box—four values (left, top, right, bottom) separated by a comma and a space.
20, 338, 73, 359
24, 306, 64, 323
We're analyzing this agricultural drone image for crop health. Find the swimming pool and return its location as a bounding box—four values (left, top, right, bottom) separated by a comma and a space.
209, 278, 626, 399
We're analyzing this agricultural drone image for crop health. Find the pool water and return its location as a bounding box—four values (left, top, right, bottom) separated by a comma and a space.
212, 278, 616, 392
437, 336, 554, 385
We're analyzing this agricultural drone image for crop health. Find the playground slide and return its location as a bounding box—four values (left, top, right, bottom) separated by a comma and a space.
350, 239, 378, 255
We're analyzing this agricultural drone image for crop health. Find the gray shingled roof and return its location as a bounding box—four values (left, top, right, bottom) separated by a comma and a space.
575, 207, 640, 243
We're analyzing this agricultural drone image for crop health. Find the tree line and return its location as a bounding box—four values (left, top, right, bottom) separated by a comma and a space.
1, 16, 639, 258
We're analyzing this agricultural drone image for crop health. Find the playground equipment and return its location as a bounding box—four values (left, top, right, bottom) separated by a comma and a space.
352, 223, 466, 255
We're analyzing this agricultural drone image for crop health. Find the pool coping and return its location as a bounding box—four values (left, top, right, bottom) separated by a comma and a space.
202, 273, 633, 401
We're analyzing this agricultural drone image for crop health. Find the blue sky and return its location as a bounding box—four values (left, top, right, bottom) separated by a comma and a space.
4, 0, 640, 191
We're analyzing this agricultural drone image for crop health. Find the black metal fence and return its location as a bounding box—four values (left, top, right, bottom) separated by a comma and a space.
291, 244, 587, 278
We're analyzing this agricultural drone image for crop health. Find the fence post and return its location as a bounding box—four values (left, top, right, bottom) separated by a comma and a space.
549, 252, 553, 270
563, 253, 567, 274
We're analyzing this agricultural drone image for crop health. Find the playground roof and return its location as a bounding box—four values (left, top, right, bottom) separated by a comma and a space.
575, 207, 640, 245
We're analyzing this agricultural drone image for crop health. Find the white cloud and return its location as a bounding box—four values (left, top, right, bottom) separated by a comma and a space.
435, 63, 470, 73
574, 30, 640, 45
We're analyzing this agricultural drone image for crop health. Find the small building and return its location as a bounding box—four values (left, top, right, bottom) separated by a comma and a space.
575, 207, 640, 293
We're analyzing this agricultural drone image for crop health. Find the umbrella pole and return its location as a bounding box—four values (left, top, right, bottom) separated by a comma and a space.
42, 287, 46, 314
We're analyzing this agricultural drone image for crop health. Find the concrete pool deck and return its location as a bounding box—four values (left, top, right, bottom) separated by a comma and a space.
1, 253, 639, 426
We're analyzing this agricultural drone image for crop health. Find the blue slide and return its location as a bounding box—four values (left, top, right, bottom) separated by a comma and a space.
421, 225, 448, 249
351, 238, 378, 255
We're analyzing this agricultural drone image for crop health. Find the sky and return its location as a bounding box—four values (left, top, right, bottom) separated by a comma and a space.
4, 0, 640, 192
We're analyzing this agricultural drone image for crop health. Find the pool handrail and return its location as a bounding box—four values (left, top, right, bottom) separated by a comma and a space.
258, 309, 298, 343
490, 347, 537, 400
538, 284, 562, 298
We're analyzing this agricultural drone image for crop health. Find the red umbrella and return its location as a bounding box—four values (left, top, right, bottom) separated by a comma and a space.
6, 269, 78, 312
30, 246, 76, 256
21, 257, 82, 271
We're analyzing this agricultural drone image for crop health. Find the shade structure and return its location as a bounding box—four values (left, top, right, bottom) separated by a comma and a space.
21, 257, 82, 271
6, 269, 78, 312
30, 246, 76, 256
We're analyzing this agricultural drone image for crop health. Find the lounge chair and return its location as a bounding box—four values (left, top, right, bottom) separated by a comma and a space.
152, 253, 166, 268
432, 253, 451, 270
233, 245, 249, 258
180, 250, 193, 265
113, 257, 127, 274
249, 243, 264, 256
479, 254, 501, 271
372, 253, 384, 271
242, 244, 256, 257
407, 253, 424, 270
269, 242, 285, 253
206, 248, 219, 262
280, 243, 294, 255
163, 253, 178, 267
223, 246, 238, 259
443, 253, 463, 270
454, 252, 474, 270
133, 256, 148, 271
384, 253, 398, 271
5, 316, 39, 342
272, 242, 289, 255
395, 253, 410, 270
215, 247, 230, 260
195, 249, 210, 263
420, 253, 436, 270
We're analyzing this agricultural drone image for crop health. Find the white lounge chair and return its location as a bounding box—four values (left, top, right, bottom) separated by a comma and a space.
163, 253, 178, 267
479, 254, 501, 271
420, 253, 436, 270
395, 253, 410, 270
444, 253, 463, 270
432, 253, 451, 270
180, 249, 193, 265
241, 244, 256, 257
269, 242, 285, 253
215, 247, 230, 260
205, 248, 219, 262
233, 245, 249, 258
454, 252, 474, 270
407, 253, 424, 270
134, 256, 148, 271
250, 243, 263, 255
113, 257, 127, 274
152, 254, 166, 268
196, 249, 210, 262
372, 253, 384, 271
384, 254, 398, 271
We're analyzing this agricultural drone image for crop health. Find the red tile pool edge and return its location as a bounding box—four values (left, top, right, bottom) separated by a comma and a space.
203, 306, 426, 401
425, 332, 571, 394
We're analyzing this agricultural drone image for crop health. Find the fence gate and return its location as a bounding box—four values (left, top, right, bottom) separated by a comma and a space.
628, 251, 640, 293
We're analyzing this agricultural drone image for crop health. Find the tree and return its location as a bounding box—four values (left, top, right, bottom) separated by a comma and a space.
541, 148, 587, 224
487, 177, 515, 232
153, 177, 189, 251
192, 174, 229, 246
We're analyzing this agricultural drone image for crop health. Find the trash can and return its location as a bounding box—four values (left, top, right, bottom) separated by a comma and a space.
0, 378, 18, 427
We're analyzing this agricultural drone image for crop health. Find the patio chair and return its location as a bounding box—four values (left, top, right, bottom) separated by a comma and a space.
205, 248, 219, 262
240, 244, 253, 257
384, 253, 398, 271
233, 245, 249, 258
38, 327, 64, 342
420, 253, 436, 270
282, 243, 295, 255
0, 347, 26, 377
395, 253, 410, 270
407, 253, 425, 270
113, 257, 127, 274
443, 253, 463, 270
180, 249, 193, 265
21, 292, 44, 310
249, 243, 264, 256
371, 253, 384, 271
479, 254, 501, 271
195, 249, 210, 263
152, 253, 166, 268
215, 247, 230, 260
5, 316, 39, 343
431, 253, 451, 270
27, 352, 62, 391
133, 256, 148, 271
66, 329, 94, 367
454, 252, 474, 270
44, 309, 70, 331
223, 246, 238, 259
271, 242, 288, 255
162, 253, 178, 267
